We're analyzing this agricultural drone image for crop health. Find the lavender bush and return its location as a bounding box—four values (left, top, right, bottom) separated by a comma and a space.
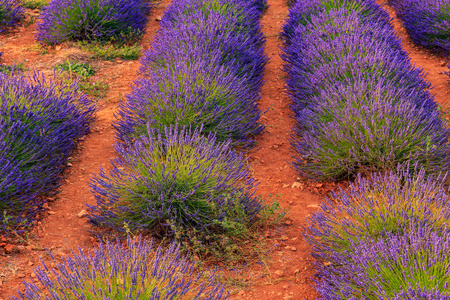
13, 237, 228, 299
0, 72, 95, 234
36, 0, 151, 44
119, 3, 266, 146
117, 55, 264, 147
0, 0, 24, 32
140, 4, 266, 94
88, 125, 262, 237
282, 1, 450, 180
306, 166, 450, 264
390, 0, 450, 54
280, 0, 391, 45
315, 226, 450, 299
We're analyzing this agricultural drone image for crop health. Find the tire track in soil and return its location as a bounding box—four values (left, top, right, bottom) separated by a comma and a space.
0, 4, 168, 298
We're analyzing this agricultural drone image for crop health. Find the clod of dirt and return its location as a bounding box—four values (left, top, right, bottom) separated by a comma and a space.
4, 244, 15, 253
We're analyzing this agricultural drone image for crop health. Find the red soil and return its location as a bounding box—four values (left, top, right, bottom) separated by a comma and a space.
0, 0, 449, 299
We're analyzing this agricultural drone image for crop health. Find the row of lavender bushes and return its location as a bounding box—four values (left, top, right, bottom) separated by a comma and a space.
87, 0, 268, 243
82, 0, 268, 297
0, 0, 24, 32
282, 0, 450, 298
12, 0, 268, 298
281, 0, 450, 181
0, 70, 95, 235
389, 0, 450, 54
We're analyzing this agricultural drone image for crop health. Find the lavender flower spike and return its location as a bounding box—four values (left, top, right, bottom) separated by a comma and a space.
88, 125, 263, 236
12, 237, 228, 299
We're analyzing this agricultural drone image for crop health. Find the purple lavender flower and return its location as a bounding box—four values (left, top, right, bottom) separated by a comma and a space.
306, 165, 450, 265
121, 3, 266, 147
315, 225, 450, 299
0, 72, 95, 234
117, 54, 264, 148
36, 0, 152, 44
280, 0, 391, 45
0, 0, 24, 32
281, 3, 450, 180
88, 125, 262, 235
139, 4, 267, 95
12, 237, 228, 299
390, 0, 450, 54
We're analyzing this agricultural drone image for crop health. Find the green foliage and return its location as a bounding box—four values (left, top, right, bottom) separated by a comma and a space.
55, 60, 95, 79
77, 41, 142, 60
170, 197, 286, 266
20, 0, 47, 9
55, 60, 109, 98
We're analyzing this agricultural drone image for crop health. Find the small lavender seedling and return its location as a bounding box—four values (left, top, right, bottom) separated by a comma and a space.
306, 166, 450, 264
12, 237, 228, 299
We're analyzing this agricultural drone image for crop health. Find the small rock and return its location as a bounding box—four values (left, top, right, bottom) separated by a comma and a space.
441, 61, 447, 67
30, 272, 36, 278
315, 183, 324, 188
281, 235, 288, 241
4, 244, 15, 253
155, 16, 162, 21
28, 261, 34, 266
67, 163, 73, 167
291, 182, 302, 188
77, 209, 88, 218
307, 204, 320, 208
285, 220, 292, 225
290, 247, 297, 252
0, 243, 5, 247
293, 269, 300, 274
17, 274, 25, 278
33, 9, 39, 13
48, 211, 56, 215
282, 184, 289, 188
17, 245, 25, 252
55, 46, 61, 51
274, 270, 284, 277
237, 291, 245, 296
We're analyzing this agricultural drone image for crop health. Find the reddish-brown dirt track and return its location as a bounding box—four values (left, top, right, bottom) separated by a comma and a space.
1, 0, 450, 299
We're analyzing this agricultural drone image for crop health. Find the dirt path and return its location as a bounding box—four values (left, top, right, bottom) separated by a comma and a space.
226, 0, 323, 298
